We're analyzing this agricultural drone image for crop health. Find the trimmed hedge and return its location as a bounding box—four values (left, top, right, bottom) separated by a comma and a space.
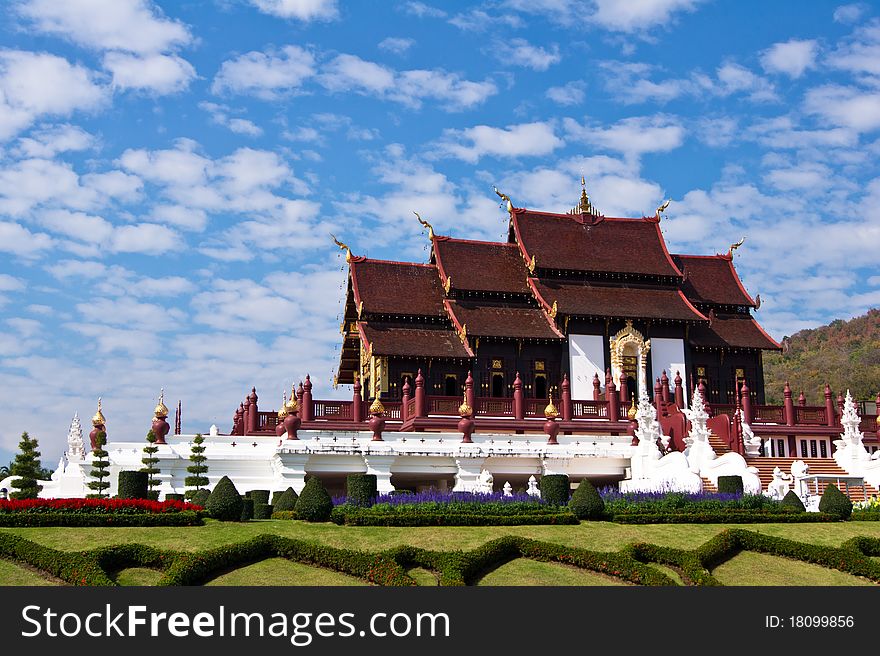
248, 489, 270, 505
253, 503, 273, 520
190, 489, 210, 507
294, 477, 333, 522
240, 498, 254, 521
717, 476, 744, 495
781, 490, 806, 512
569, 479, 605, 520
540, 474, 570, 506
165, 494, 185, 502
819, 484, 853, 520
611, 510, 835, 524
331, 507, 579, 526
205, 476, 243, 521
273, 487, 298, 512
117, 471, 148, 499
271, 511, 296, 520
0, 512, 203, 527
347, 474, 378, 506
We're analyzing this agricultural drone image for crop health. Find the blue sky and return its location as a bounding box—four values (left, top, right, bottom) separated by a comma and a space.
1, 0, 879, 465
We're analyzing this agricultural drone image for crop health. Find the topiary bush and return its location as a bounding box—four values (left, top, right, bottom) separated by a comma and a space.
294, 477, 333, 522
271, 491, 283, 506
117, 471, 148, 499
273, 487, 298, 512
781, 490, 806, 512
254, 503, 273, 520
819, 484, 853, 520
347, 474, 378, 506
569, 479, 605, 520
165, 493, 185, 502
190, 489, 210, 507
205, 476, 244, 521
717, 476, 744, 495
249, 489, 270, 505
540, 474, 570, 506
240, 497, 254, 521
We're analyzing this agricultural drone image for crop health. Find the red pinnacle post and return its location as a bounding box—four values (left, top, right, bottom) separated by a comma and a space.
465, 371, 475, 414
783, 382, 795, 426
673, 371, 684, 409
352, 374, 363, 423
562, 373, 572, 422
592, 372, 601, 401
824, 384, 835, 427
513, 372, 524, 420
302, 375, 313, 422
415, 369, 426, 418
401, 377, 411, 422
741, 379, 752, 426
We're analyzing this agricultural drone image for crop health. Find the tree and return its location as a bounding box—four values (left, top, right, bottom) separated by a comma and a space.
184, 433, 209, 500
87, 431, 110, 498
10, 432, 43, 500
141, 430, 161, 498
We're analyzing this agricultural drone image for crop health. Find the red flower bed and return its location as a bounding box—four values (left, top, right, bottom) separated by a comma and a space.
0, 498, 203, 515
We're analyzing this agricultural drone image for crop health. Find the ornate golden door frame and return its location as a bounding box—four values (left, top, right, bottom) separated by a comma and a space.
609, 321, 650, 399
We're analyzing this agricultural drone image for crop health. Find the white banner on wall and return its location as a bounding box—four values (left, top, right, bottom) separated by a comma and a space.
568, 334, 605, 400
650, 337, 687, 404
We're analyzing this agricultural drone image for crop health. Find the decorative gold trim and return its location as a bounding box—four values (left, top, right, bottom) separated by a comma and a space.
528, 255, 536, 274
655, 199, 670, 220
493, 185, 513, 212
357, 300, 364, 318
549, 300, 557, 319
609, 320, 651, 394
444, 276, 452, 294
627, 396, 637, 420
544, 392, 559, 419
458, 392, 473, 417
91, 397, 105, 426
414, 211, 435, 241
728, 236, 746, 257
457, 323, 468, 344
330, 234, 353, 262
153, 388, 169, 419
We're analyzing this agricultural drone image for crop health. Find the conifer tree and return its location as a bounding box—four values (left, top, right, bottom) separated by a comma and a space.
87, 431, 110, 498
10, 432, 43, 500
184, 433, 209, 500
141, 430, 161, 497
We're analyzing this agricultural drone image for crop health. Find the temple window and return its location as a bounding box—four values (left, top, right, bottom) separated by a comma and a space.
445, 374, 458, 397
534, 373, 547, 399
492, 373, 505, 397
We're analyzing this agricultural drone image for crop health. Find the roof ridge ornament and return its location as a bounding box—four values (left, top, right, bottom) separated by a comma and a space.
569, 176, 601, 217
330, 233, 353, 262
727, 236, 746, 258
493, 185, 513, 212
655, 199, 671, 221
414, 211, 435, 241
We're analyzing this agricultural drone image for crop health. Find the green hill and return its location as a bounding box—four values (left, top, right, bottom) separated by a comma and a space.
762, 308, 880, 405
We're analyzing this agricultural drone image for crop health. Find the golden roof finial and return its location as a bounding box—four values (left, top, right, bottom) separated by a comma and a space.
458, 391, 473, 417
493, 185, 513, 212
728, 236, 746, 257
153, 388, 169, 419
414, 211, 435, 241
278, 390, 289, 419
570, 176, 599, 216
627, 395, 637, 420
92, 397, 105, 426
285, 383, 299, 413
370, 371, 385, 414
655, 199, 671, 220
544, 392, 559, 419
330, 233, 353, 262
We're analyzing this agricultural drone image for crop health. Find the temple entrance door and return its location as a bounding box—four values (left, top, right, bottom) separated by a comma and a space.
444, 375, 458, 397
621, 353, 638, 398
626, 376, 637, 401
492, 373, 505, 397
534, 375, 547, 399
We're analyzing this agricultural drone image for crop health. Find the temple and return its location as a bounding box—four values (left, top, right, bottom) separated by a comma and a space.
24, 182, 880, 506
337, 183, 777, 408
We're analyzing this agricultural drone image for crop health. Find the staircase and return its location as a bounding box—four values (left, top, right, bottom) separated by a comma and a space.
745, 457, 879, 503
708, 433, 730, 456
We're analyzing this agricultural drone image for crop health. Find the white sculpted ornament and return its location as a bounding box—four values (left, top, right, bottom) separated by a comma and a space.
739, 412, 762, 457
834, 391, 871, 470
503, 481, 513, 497
526, 475, 540, 497
476, 468, 494, 494
767, 466, 793, 499
682, 386, 715, 469
633, 388, 662, 458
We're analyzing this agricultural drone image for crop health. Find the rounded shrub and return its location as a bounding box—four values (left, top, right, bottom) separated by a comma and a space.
346, 474, 378, 506
190, 489, 210, 507
165, 493, 185, 502
271, 490, 283, 506
240, 497, 254, 521
781, 490, 806, 512
540, 474, 570, 506
717, 475, 744, 495
818, 483, 853, 520
294, 477, 333, 522
147, 491, 160, 501
253, 503, 273, 520
248, 489, 270, 505
117, 471, 148, 499
205, 476, 244, 521
568, 479, 605, 519
274, 487, 299, 512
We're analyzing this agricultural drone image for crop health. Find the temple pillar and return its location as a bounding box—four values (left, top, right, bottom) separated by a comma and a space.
401, 377, 411, 422
296, 382, 304, 414
513, 372, 524, 420
353, 374, 363, 423
619, 372, 628, 405
824, 384, 835, 427
415, 369, 426, 417
661, 370, 670, 404
247, 387, 258, 434
453, 456, 486, 492
561, 374, 572, 422
363, 454, 395, 494
592, 373, 601, 401
674, 371, 684, 409
243, 397, 251, 436
301, 375, 313, 422
654, 378, 663, 417
607, 377, 619, 420
741, 380, 753, 426
465, 371, 475, 413
782, 381, 795, 426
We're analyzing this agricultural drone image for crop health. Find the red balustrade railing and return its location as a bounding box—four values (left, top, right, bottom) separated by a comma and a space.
711, 404, 736, 417
753, 405, 786, 424
795, 406, 827, 425
382, 401, 402, 420
406, 397, 416, 418
572, 400, 609, 419
477, 397, 514, 416
426, 396, 464, 415
861, 415, 878, 435
256, 411, 279, 431
312, 400, 353, 421
524, 398, 545, 417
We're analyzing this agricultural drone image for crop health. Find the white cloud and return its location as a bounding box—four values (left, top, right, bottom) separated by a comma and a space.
491, 38, 561, 71
590, 0, 703, 32
0, 50, 106, 140
14, 124, 95, 158
119, 139, 212, 187
103, 52, 195, 94
199, 102, 263, 137
212, 46, 316, 99
761, 39, 818, 78
747, 115, 858, 149
402, 2, 446, 18
81, 170, 143, 202
150, 204, 208, 231
564, 115, 685, 160
833, 3, 868, 24
804, 85, 880, 132
696, 116, 738, 148
16, 0, 191, 54
432, 121, 563, 163
764, 163, 833, 191
46, 259, 195, 297
546, 80, 586, 106
0, 157, 98, 215
36, 209, 114, 242
378, 37, 415, 55
109, 223, 181, 254
0, 274, 24, 292
827, 19, 880, 76
0, 222, 53, 257
249, 0, 338, 21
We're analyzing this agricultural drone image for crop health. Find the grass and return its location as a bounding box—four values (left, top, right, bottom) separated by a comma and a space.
0, 559, 59, 586
407, 567, 439, 586
204, 558, 369, 586
114, 568, 164, 586
712, 552, 876, 586
477, 559, 629, 586
4, 519, 880, 553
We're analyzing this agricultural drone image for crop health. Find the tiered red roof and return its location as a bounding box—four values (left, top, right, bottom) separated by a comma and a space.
689, 314, 781, 350
433, 237, 530, 295
511, 209, 683, 278
673, 254, 757, 307
444, 299, 564, 340
529, 279, 707, 322
359, 323, 473, 358
350, 259, 446, 317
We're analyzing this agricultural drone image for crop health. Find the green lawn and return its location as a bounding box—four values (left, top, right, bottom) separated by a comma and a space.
115, 568, 164, 586
712, 552, 875, 586
0, 559, 59, 586
477, 559, 629, 586
205, 558, 369, 586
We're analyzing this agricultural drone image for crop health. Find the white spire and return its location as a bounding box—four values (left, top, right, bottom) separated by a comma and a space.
67, 412, 86, 461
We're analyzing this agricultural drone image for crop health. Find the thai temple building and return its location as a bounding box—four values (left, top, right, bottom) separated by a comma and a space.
25, 183, 880, 506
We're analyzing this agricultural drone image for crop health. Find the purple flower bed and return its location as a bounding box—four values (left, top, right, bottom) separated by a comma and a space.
333, 490, 544, 506
598, 486, 784, 513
